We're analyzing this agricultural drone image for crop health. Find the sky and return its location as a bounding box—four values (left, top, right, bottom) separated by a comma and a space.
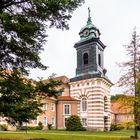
29, 0, 140, 95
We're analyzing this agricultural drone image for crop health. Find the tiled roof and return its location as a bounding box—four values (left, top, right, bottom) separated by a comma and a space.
111, 102, 132, 114
57, 96, 79, 101
42, 75, 69, 83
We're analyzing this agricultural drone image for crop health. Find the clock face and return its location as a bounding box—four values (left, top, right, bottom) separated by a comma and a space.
83, 29, 90, 37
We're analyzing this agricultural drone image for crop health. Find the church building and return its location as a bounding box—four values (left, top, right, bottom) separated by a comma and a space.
33, 9, 113, 131
0, 9, 112, 131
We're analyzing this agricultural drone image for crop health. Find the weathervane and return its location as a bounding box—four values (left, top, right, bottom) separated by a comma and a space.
88, 7, 91, 19
87, 7, 91, 24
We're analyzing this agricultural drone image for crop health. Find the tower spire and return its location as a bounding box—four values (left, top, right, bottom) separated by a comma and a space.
88, 7, 91, 19
87, 7, 92, 25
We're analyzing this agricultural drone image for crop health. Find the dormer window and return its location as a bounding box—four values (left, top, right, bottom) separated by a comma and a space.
83, 53, 88, 65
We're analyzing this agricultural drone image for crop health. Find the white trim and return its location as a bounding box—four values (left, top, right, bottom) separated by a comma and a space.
64, 116, 69, 128
34, 116, 38, 126
42, 117, 47, 126
88, 118, 104, 121
88, 114, 104, 117
88, 124, 104, 127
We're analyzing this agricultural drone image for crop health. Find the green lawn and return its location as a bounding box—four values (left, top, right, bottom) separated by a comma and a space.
0, 130, 139, 140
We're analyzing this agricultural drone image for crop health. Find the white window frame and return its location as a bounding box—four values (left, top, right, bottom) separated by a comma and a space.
64, 117, 69, 128
51, 117, 55, 126
34, 117, 38, 126
42, 103, 47, 111
81, 118, 88, 127
51, 103, 55, 112
42, 117, 47, 126
63, 104, 71, 115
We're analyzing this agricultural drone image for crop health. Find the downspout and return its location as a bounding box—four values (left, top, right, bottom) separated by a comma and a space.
56, 100, 58, 130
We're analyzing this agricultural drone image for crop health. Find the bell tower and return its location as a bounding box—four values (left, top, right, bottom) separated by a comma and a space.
69, 8, 112, 131
71, 8, 107, 82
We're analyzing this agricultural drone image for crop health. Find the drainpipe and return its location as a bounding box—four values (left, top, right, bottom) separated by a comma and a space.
56, 100, 58, 130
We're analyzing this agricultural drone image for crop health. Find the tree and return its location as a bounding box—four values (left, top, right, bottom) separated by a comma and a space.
0, 0, 84, 125
0, 0, 84, 75
118, 28, 140, 138
0, 70, 63, 125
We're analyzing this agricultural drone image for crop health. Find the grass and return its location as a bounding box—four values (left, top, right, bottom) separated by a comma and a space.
0, 130, 140, 140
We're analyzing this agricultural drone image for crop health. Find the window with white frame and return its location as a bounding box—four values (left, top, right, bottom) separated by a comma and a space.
51, 103, 55, 112
81, 98, 87, 112
64, 104, 71, 115
81, 118, 87, 127
64, 117, 68, 128
34, 117, 38, 125
42, 104, 47, 111
42, 117, 47, 126
51, 117, 55, 126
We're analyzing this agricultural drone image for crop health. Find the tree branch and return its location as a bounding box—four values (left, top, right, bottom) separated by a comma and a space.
2, 0, 29, 10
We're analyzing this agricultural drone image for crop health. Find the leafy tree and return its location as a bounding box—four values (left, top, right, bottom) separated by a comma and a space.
0, 0, 84, 125
118, 28, 140, 138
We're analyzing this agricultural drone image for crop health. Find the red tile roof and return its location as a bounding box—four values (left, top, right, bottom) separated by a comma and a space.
58, 96, 79, 101
42, 75, 69, 84
111, 102, 132, 114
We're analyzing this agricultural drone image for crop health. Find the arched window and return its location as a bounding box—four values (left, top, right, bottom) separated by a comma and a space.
83, 53, 88, 65
98, 53, 101, 66
104, 96, 107, 112
81, 98, 87, 112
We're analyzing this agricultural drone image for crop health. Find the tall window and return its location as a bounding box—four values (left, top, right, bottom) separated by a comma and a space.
104, 96, 107, 112
81, 118, 87, 127
64, 117, 68, 128
81, 98, 87, 112
98, 53, 101, 66
42, 104, 47, 111
51, 103, 55, 112
34, 117, 38, 125
52, 117, 55, 126
64, 104, 70, 115
83, 53, 88, 65
43, 117, 47, 125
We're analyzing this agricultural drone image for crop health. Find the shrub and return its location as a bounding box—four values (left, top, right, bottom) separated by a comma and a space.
38, 122, 43, 130
124, 121, 134, 130
110, 124, 124, 131
47, 123, 52, 130
27, 122, 44, 130
66, 115, 86, 131
0, 124, 8, 131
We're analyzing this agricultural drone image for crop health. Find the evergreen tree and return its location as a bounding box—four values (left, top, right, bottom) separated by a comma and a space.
118, 28, 140, 138
0, 0, 84, 75
0, 70, 63, 125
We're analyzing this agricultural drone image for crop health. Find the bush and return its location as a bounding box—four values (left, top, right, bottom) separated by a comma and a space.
0, 124, 8, 131
110, 124, 124, 131
23, 122, 44, 130
66, 115, 86, 131
124, 121, 134, 130
38, 122, 43, 130
47, 123, 52, 130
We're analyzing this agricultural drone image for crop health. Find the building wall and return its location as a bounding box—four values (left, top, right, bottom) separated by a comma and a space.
57, 100, 79, 129
29, 98, 57, 129
111, 113, 134, 125
69, 78, 111, 131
